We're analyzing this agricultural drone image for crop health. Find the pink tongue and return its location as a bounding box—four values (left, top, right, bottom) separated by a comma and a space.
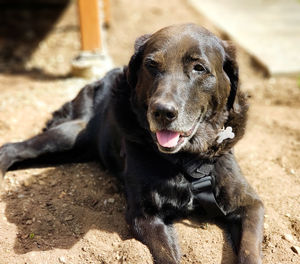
156, 131, 180, 148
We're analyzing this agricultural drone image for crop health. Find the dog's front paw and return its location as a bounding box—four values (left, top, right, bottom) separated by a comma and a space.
238, 251, 262, 264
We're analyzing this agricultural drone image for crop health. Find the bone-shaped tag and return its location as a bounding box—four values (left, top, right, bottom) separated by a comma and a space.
217, 126, 235, 144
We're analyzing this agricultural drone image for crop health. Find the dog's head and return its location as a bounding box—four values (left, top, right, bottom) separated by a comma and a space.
126, 24, 240, 154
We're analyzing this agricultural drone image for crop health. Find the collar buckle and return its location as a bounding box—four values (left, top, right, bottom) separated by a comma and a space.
186, 162, 227, 217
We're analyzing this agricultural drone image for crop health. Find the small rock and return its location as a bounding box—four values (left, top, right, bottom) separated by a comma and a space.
17, 193, 25, 199
283, 234, 294, 243
108, 198, 115, 204
264, 223, 269, 229
64, 215, 74, 221
9, 178, 15, 185
290, 169, 295, 175
200, 223, 208, 230
285, 213, 291, 218
21, 234, 29, 239
38, 180, 46, 185
59, 191, 67, 199
291, 246, 300, 254
59, 256, 66, 263
50, 180, 57, 187
23, 178, 36, 187
26, 219, 33, 225
74, 226, 81, 235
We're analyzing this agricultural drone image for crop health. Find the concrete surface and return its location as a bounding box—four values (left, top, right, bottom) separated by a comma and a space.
188, 0, 300, 76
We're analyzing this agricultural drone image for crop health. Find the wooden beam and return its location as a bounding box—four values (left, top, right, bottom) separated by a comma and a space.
78, 0, 102, 51
103, 0, 111, 28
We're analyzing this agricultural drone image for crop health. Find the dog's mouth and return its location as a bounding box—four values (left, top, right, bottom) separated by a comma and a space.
154, 120, 200, 153
156, 131, 182, 148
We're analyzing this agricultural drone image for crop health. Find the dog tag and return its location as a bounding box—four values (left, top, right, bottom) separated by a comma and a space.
217, 126, 235, 144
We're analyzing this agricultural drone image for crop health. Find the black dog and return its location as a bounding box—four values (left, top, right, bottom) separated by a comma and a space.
0, 24, 264, 264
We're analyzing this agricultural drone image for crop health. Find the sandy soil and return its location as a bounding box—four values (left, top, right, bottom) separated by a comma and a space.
0, 1, 299, 263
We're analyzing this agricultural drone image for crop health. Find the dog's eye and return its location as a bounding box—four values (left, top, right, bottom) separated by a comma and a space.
145, 59, 162, 76
193, 64, 206, 73
145, 58, 159, 69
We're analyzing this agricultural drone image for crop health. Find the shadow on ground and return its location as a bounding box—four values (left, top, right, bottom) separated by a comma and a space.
1, 162, 130, 254
0, 0, 71, 74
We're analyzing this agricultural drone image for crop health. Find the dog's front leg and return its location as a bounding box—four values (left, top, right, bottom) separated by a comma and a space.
124, 142, 181, 264
237, 201, 264, 264
128, 215, 180, 264
0, 120, 88, 184
215, 153, 264, 264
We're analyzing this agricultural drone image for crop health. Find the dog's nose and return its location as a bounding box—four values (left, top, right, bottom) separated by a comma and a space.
152, 102, 178, 123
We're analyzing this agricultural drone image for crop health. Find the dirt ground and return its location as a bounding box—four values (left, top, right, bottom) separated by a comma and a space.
0, 0, 300, 263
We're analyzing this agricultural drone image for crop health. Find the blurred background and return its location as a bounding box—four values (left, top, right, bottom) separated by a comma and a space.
0, 1, 299, 264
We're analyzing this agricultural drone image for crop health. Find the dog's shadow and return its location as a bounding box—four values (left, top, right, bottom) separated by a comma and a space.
1, 162, 131, 254
2, 163, 236, 263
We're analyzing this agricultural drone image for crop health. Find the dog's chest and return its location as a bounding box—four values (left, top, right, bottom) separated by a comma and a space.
150, 174, 199, 215
149, 168, 225, 218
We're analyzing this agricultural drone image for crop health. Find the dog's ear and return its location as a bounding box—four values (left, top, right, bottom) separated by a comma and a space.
222, 41, 239, 110
126, 34, 151, 88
